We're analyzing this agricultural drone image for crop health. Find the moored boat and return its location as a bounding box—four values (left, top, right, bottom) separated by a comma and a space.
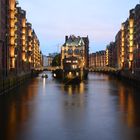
42, 74, 48, 78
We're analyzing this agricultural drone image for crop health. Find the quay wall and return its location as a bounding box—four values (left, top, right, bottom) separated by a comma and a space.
90, 68, 140, 87
0, 70, 41, 95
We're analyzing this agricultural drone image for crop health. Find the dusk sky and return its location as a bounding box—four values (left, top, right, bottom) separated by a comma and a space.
18, 0, 138, 55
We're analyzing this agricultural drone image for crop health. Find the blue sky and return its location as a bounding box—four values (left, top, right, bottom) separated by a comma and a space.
18, 0, 138, 55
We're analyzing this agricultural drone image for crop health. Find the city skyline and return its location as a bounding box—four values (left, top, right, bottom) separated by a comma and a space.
18, 0, 139, 55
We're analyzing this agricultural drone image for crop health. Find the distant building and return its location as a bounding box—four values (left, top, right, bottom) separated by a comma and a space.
97, 51, 106, 67
89, 53, 96, 67
42, 55, 48, 67
48, 53, 59, 66
47, 56, 53, 66
42, 53, 58, 67
106, 42, 117, 68
89, 51, 106, 68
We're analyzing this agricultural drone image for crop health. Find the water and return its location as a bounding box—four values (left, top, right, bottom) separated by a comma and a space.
0, 72, 140, 140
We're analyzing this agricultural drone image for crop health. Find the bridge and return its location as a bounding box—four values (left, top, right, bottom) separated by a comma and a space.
89, 67, 120, 73
43, 66, 61, 71
43, 66, 120, 73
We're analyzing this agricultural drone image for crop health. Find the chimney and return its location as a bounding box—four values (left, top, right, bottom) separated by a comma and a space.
65, 36, 68, 42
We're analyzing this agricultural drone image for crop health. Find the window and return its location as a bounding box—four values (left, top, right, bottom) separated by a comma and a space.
74, 49, 80, 55
68, 49, 73, 55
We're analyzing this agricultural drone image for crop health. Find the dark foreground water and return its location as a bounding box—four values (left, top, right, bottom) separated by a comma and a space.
0, 72, 140, 140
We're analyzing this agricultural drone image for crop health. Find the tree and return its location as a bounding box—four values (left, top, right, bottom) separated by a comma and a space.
51, 54, 61, 67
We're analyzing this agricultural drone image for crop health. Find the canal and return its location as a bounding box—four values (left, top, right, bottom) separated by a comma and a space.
0, 72, 140, 140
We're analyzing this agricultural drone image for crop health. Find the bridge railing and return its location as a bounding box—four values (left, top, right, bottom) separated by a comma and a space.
89, 67, 120, 72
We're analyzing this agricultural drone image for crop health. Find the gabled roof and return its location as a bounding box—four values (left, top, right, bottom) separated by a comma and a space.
63, 35, 85, 47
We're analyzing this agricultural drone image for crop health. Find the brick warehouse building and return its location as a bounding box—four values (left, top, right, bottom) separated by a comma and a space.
0, 0, 42, 80
0, 0, 7, 79
0, 0, 42, 85
61, 35, 89, 70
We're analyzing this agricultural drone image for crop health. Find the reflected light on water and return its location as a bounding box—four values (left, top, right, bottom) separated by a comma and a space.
0, 79, 39, 139
127, 93, 135, 128
68, 86, 72, 96
43, 78, 46, 88
79, 82, 85, 94
42, 78, 46, 96
61, 82, 86, 95
60, 82, 86, 108
119, 86, 139, 128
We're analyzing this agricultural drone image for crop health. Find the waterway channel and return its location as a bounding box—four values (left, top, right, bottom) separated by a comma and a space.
0, 72, 140, 140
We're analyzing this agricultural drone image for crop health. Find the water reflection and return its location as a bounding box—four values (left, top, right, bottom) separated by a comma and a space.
60, 82, 87, 109
61, 82, 86, 95
118, 85, 140, 128
0, 79, 39, 140
0, 72, 140, 140
42, 78, 47, 96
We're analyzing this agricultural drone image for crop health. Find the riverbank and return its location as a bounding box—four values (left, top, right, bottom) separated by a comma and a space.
90, 69, 140, 88
0, 70, 41, 95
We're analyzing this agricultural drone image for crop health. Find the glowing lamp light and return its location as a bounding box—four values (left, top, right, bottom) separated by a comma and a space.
76, 72, 79, 76
53, 73, 56, 77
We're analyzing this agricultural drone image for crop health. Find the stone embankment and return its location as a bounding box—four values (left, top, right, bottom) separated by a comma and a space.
0, 70, 41, 95
89, 68, 140, 88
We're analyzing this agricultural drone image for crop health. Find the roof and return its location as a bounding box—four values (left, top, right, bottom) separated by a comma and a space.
63, 35, 86, 47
